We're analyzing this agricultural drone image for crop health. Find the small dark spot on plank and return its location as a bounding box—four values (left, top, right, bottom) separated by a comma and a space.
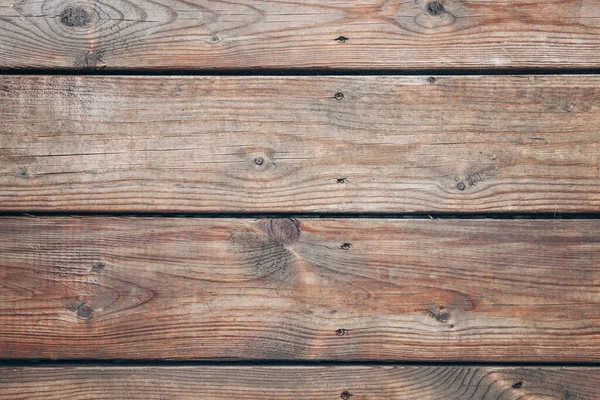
427, 1, 445, 16
512, 381, 523, 389
334, 36, 349, 43
60, 6, 92, 27
340, 391, 352, 399
76, 304, 94, 319
91, 262, 105, 273
17, 166, 30, 179
456, 181, 466, 191
337, 177, 346, 184
428, 77, 436, 83
254, 157, 264, 166
427, 306, 451, 323
336, 328, 349, 336
340, 243, 352, 250
334, 92, 345, 100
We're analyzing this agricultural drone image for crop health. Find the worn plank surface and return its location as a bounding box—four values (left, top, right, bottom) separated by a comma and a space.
2, 0, 600, 70
1, 216, 600, 361
1, 365, 599, 399
2, 75, 600, 213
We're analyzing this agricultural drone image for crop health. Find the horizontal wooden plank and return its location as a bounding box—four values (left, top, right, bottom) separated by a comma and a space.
1, 366, 599, 399
2, 0, 600, 69
2, 75, 599, 213
1, 217, 600, 361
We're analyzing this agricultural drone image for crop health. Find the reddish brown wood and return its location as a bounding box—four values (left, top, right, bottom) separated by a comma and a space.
1, 365, 598, 399
1, 217, 600, 361
2, 75, 599, 213
1, 0, 600, 69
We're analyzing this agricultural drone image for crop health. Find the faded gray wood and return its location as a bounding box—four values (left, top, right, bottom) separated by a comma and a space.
1, 217, 600, 361
1, 366, 598, 399
1, 0, 600, 69
1, 75, 599, 213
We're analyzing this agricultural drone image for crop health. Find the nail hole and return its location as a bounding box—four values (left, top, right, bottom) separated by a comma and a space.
18, 167, 30, 179
426, 1, 445, 16
336, 328, 348, 336
340, 243, 352, 250
337, 177, 346, 184
512, 382, 523, 389
428, 77, 436, 83
254, 157, 264, 166
456, 182, 466, 191
341, 391, 352, 400
334, 36, 349, 43
334, 92, 345, 100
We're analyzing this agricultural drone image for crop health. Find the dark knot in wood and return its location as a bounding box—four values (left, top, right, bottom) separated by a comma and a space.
426, 1, 445, 16
76, 304, 94, 319
267, 218, 300, 245
60, 6, 92, 27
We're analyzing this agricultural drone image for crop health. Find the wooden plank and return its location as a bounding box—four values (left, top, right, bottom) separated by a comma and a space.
2, 0, 600, 70
1, 216, 600, 361
1, 366, 599, 399
2, 75, 599, 213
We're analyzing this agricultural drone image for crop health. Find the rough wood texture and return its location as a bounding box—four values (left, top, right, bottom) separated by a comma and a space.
1, 366, 599, 399
2, 75, 599, 213
2, 0, 600, 69
2, 217, 600, 361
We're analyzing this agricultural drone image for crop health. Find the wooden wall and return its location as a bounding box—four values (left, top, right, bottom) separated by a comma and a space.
1, 0, 600, 398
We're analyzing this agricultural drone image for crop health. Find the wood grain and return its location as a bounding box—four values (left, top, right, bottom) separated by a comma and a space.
2, 75, 600, 213
2, 216, 600, 361
2, 0, 600, 69
1, 365, 599, 399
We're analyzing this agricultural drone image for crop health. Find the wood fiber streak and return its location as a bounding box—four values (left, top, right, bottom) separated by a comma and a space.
1, 217, 600, 361
1, 75, 600, 213
1, 366, 599, 399
2, 0, 600, 69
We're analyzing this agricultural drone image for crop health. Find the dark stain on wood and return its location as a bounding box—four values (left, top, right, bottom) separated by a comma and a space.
91, 262, 106, 273
59, 6, 92, 28
231, 220, 299, 284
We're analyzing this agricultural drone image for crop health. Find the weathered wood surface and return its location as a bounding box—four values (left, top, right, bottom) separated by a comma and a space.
2, 75, 599, 213
2, 0, 600, 69
2, 217, 600, 361
1, 366, 598, 399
